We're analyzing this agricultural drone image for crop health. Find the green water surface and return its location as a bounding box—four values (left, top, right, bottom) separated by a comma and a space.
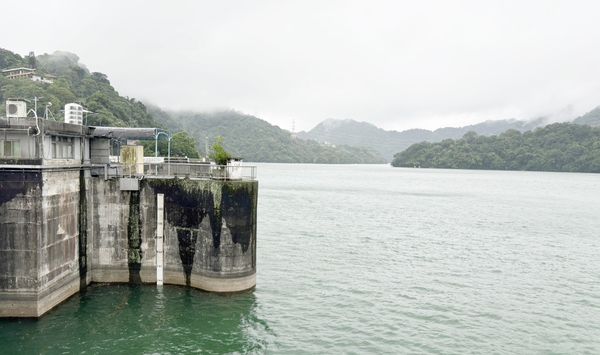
1, 164, 599, 354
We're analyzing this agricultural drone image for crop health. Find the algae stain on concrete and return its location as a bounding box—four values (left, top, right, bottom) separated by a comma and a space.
148, 179, 223, 249
78, 171, 88, 288
222, 182, 257, 253
127, 190, 143, 283
147, 178, 257, 280
176, 228, 198, 286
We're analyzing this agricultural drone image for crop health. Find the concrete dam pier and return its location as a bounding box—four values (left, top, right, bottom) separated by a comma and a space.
0, 113, 258, 317
91, 178, 258, 292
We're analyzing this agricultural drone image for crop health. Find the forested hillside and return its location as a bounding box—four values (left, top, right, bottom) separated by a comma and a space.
298, 118, 546, 161
391, 123, 600, 173
1, 48, 384, 163
6, 48, 598, 167
573, 106, 600, 127
149, 107, 385, 163
0, 49, 156, 128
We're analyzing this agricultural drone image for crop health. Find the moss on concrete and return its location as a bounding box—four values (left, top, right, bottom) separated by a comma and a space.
78, 171, 88, 286
146, 178, 257, 254
127, 191, 142, 264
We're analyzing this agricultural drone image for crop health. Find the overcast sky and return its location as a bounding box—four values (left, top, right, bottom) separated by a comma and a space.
3, 0, 600, 131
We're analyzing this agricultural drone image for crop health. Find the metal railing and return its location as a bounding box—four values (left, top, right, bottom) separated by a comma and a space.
120, 162, 257, 181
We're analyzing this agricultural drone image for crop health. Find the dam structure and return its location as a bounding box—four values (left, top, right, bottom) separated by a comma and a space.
0, 102, 258, 317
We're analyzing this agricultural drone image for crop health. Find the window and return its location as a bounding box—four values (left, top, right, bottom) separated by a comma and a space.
0, 140, 21, 158
51, 136, 74, 159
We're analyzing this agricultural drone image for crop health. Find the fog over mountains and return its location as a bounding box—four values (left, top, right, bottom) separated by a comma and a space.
3, 47, 600, 165
299, 110, 600, 162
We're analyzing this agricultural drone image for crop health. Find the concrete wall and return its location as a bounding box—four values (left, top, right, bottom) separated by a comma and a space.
0, 170, 42, 316
37, 170, 86, 316
0, 168, 88, 317
0, 172, 257, 317
90, 178, 257, 292
89, 178, 157, 283
149, 179, 257, 292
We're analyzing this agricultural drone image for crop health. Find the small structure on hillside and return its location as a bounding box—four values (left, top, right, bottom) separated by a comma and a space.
2, 67, 36, 79
2, 67, 54, 84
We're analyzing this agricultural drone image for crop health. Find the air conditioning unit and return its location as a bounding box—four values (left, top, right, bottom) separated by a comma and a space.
6, 100, 27, 118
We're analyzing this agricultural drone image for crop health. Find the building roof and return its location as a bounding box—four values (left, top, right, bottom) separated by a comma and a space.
89, 127, 164, 140
2, 67, 36, 73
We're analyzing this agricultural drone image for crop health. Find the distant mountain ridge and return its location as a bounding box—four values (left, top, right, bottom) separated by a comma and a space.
298, 117, 547, 161
148, 106, 386, 164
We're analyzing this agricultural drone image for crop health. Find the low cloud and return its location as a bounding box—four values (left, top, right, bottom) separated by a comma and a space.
3, 0, 600, 131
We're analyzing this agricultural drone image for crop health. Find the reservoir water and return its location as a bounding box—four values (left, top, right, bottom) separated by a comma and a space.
1, 164, 599, 353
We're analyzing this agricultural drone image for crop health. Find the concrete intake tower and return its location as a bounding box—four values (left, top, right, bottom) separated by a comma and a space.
0, 110, 258, 317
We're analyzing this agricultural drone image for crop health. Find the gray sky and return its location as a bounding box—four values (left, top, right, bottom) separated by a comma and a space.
3, 0, 600, 131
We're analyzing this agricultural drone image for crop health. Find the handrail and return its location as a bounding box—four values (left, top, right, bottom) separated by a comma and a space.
119, 163, 257, 181
0, 162, 257, 181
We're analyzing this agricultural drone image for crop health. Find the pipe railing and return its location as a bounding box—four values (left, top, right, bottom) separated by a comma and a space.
120, 163, 256, 181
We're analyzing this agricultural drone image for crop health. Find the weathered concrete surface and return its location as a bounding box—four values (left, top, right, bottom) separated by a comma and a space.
0, 169, 88, 317
1, 173, 257, 317
149, 179, 258, 292
163, 271, 256, 293
91, 178, 257, 292
90, 178, 157, 284
0, 170, 42, 316
40, 170, 80, 292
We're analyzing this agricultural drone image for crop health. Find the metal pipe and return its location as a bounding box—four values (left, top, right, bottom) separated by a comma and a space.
155, 131, 170, 158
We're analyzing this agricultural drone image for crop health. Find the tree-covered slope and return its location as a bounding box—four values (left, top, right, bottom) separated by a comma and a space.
0, 48, 204, 157
298, 118, 546, 161
149, 107, 385, 163
391, 123, 600, 173
0, 48, 156, 128
1, 48, 383, 163
573, 106, 600, 127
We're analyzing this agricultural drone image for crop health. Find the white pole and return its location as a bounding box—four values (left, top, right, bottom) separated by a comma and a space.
156, 193, 164, 286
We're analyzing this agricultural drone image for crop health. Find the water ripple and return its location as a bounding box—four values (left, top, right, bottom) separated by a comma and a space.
1, 165, 600, 353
